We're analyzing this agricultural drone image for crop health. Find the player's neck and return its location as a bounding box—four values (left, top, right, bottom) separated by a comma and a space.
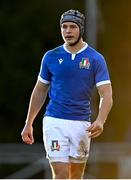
65, 39, 86, 54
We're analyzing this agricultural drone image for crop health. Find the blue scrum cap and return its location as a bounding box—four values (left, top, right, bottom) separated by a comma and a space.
60, 9, 85, 35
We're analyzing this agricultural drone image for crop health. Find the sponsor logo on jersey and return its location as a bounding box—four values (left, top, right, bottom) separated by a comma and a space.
79, 58, 90, 69
51, 140, 60, 151
58, 58, 64, 64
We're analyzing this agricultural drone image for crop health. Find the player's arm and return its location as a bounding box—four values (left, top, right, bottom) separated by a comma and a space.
21, 80, 50, 144
87, 83, 113, 138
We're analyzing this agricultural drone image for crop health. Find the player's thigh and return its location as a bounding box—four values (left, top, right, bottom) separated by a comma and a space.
43, 116, 69, 161
50, 162, 69, 179
69, 162, 86, 179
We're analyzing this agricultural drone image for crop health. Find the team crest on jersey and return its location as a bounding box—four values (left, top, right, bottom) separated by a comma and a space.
79, 58, 90, 69
51, 140, 60, 151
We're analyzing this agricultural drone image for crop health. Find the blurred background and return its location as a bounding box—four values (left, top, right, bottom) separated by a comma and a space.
0, 0, 131, 178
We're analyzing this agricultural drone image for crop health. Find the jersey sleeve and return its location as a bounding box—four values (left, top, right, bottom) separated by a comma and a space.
38, 52, 51, 84
94, 55, 111, 87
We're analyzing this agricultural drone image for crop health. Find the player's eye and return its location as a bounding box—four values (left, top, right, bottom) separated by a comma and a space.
62, 24, 68, 29
70, 25, 77, 29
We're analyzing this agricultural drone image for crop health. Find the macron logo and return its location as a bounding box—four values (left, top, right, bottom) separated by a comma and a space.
58, 58, 64, 64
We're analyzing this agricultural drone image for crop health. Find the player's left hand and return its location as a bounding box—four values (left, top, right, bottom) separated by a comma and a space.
86, 120, 104, 138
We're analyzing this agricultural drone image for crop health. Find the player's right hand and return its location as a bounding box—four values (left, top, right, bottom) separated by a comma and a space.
21, 124, 34, 145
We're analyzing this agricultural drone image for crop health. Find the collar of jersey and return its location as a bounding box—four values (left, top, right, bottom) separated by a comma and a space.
63, 43, 88, 54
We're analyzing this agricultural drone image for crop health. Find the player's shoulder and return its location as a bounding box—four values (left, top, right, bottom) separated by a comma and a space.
42, 45, 64, 63
41, 45, 64, 66
45, 45, 64, 57
87, 45, 105, 61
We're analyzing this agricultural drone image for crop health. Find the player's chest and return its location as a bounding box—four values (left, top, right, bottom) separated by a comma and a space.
49, 54, 93, 78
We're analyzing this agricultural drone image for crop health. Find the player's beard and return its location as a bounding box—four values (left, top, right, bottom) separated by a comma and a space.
68, 33, 81, 46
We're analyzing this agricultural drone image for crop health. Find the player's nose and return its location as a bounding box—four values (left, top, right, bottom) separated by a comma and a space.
65, 27, 71, 33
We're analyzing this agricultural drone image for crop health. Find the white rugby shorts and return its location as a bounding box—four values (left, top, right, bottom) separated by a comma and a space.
43, 116, 91, 163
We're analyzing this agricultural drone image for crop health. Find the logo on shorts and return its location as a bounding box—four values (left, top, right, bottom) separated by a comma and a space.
51, 140, 60, 151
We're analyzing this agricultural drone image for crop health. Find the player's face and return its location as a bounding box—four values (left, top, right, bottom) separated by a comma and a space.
61, 22, 80, 46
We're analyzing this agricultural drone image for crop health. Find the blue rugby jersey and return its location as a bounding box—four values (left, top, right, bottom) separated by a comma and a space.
38, 43, 111, 121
